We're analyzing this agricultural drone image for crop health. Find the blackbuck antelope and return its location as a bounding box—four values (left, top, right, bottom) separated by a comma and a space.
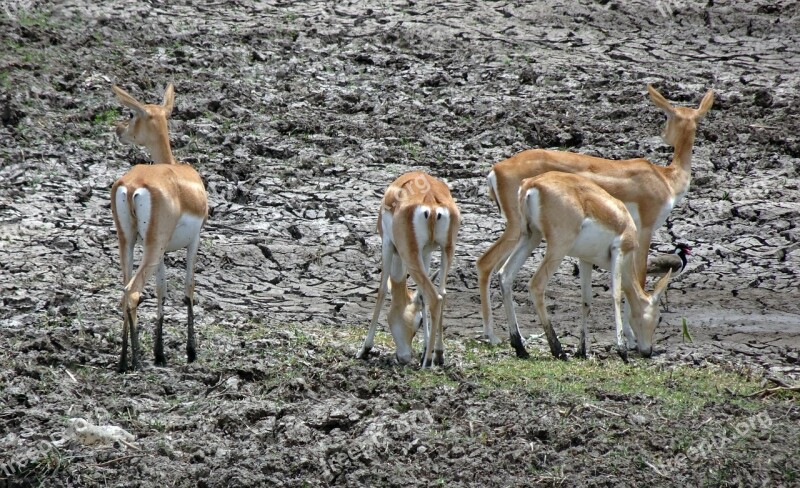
478, 85, 713, 346
498, 172, 672, 361
110, 84, 208, 372
356, 172, 460, 367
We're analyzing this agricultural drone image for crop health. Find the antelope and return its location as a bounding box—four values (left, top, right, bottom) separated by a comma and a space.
497, 172, 672, 361
478, 84, 713, 345
356, 172, 460, 367
110, 84, 208, 372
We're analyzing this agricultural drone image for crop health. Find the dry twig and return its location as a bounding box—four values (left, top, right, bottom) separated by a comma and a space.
746, 385, 800, 398
582, 403, 622, 417
91, 454, 143, 468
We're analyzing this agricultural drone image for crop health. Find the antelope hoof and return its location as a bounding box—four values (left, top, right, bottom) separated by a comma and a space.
355, 347, 371, 360
433, 350, 445, 366
483, 333, 502, 346
510, 333, 530, 359
155, 355, 167, 367
116, 361, 128, 374
577, 337, 591, 359
187, 348, 197, 364
617, 348, 629, 363
549, 341, 566, 361
420, 353, 433, 369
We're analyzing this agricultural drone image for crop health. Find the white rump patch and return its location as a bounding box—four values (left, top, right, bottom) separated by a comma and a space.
487, 170, 502, 218
433, 208, 450, 246
412, 206, 432, 251
524, 188, 543, 233
132, 188, 152, 242
114, 186, 135, 241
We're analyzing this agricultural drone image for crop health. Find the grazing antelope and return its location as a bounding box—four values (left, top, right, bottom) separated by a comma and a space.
497, 172, 672, 361
478, 85, 713, 346
356, 172, 460, 367
110, 84, 208, 372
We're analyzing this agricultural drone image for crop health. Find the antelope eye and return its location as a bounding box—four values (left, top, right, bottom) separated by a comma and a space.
129, 113, 134, 119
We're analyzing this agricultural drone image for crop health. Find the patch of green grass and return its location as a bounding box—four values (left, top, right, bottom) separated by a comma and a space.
39, 309, 74, 329
4, 36, 48, 64
5, 39, 23, 51
407, 368, 458, 390
148, 418, 167, 433
344, 331, 779, 415
401, 138, 421, 159
457, 340, 765, 414
15, 446, 71, 482
79, 139, 95, 150
0, 70, 10, 89
17, 10, 53, 29
93, 108, 120, 126
25, 49, 45, 64
26, 173, 43, 188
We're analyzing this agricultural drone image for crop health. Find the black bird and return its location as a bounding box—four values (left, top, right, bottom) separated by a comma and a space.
647, 243, 692, 310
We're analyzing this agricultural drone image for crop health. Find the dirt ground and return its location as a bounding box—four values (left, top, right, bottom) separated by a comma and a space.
1, 0, 799, 486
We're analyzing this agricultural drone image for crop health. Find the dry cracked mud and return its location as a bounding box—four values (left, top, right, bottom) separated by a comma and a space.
1, 0, 799, 487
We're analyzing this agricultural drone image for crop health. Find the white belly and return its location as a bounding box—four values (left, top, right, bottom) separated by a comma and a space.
166, 214, 204, 251
567, 218, 618, 269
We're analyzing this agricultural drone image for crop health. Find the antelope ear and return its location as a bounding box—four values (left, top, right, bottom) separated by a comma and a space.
647, 84, 675, 116
695, 89, 714, 119
113, 85, 147, 117
652, 269, 672, 303
162, 83, 175, 117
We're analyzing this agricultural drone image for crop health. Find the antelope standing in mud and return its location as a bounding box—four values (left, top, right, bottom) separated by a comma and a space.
477, 85, 713, 346
356, 172, 460, 367
111, 84, 208, 372
498, 172, 672, 361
